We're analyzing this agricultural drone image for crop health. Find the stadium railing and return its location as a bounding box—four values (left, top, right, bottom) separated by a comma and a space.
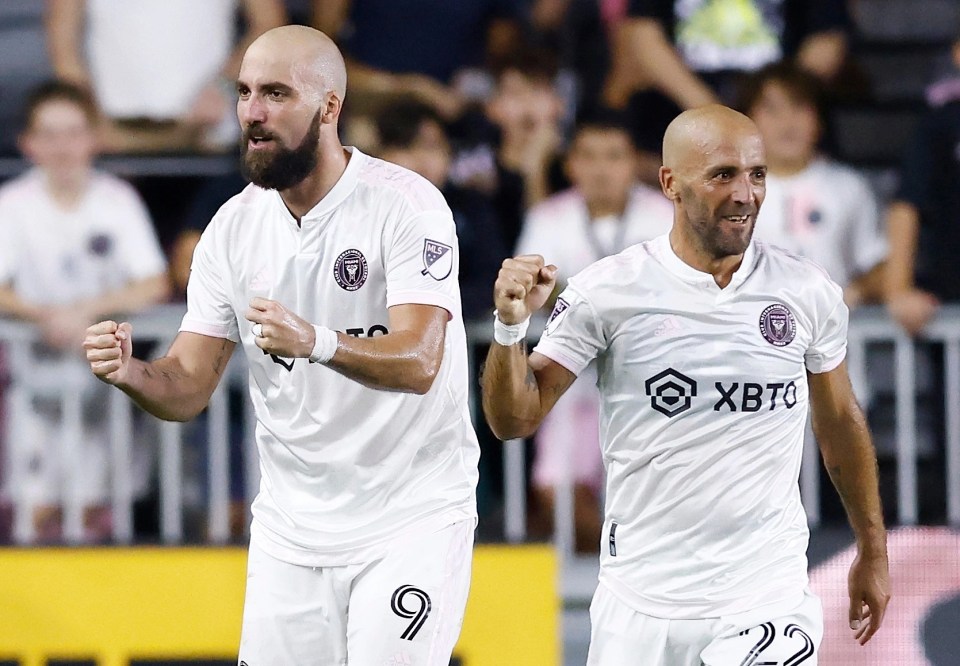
0, 304, 957, 553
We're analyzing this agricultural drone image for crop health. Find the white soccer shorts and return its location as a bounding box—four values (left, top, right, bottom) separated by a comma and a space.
587, 582, 823, 666
238, 519, 474, 665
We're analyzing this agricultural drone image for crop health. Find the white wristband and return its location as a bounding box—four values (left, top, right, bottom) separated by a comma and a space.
493, 311, 530, 346
309, 325, 338, 364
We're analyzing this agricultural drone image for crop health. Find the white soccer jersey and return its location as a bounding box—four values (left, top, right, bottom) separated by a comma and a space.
753, 158, 887, 288
181, 148, 479, 565
516, 184, 674, 276
534, 234, 847, 619
0, 168, 166, 305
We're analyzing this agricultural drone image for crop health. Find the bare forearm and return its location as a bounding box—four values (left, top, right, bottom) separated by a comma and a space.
45, 0, 89, 83
885, 202, 920, 295
817, 410, 887, 555
325, 330, 441, 394
0, 288, 43, 323
481, 342, 543, 439
845, 262, 887, 307
626, 20, 718, 109
116, 344, 230, 421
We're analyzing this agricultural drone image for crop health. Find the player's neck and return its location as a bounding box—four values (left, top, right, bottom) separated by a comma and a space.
669, 226, 743, 289
279, 143, 350, 222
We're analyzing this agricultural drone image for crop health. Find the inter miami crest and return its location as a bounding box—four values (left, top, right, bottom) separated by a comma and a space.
759, 303, 797, 347
334, 248, 368, 291
421, 239, 452, 280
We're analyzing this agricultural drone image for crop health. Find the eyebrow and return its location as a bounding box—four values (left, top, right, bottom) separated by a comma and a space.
237, 80, 295, 95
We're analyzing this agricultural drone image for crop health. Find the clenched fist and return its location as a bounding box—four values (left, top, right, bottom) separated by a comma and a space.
245, 297, 316, 358
84, 320, 133, 385
493, 255, 558, 325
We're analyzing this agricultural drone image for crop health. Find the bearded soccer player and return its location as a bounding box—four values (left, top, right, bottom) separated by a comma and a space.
84, 25, 478, 665
482, 105, 890, 664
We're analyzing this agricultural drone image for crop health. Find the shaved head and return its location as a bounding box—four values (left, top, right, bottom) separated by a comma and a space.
244, 25, 347, 103
662, 105, 760, 173
659, 104, 767, 267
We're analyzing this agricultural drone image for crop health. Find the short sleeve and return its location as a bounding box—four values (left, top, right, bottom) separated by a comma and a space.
533, 286, 605, 376
180, 222, 239, 341
384, 208, 461, 317
804, 277, 847, 374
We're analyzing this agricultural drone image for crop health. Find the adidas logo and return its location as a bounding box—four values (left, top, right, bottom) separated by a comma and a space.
654, 315, 684, 337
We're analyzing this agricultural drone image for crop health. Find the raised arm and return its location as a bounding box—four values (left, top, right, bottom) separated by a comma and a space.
604, 17, 718, 110
480, 255, 576, 440
45, 0, 90, 86
808, 362, 890, 645
85, 323, 235, 422
243, 297, 449, 395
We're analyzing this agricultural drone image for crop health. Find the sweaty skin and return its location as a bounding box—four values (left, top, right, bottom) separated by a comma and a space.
660, 105, 767, 287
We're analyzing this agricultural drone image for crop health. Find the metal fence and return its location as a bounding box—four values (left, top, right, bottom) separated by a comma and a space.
1, 304, 958, 552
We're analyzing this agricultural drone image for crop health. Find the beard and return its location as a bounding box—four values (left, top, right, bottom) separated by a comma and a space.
240, 108, 322, 191
681, 187, 757, 259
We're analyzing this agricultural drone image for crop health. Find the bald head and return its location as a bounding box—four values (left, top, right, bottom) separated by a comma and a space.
662, 105, 761, 172
244, 25, 347, 103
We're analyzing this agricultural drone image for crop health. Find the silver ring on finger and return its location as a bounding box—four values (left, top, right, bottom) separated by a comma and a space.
252, 323, 264, 338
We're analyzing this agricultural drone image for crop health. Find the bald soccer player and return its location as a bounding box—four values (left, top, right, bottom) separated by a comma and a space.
83, 26, 479, 665
482, 105, 890, 664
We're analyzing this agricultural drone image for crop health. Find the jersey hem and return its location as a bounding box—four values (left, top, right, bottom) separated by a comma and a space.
532, 342, 587, 376
386, 290, 458, 318
598, 570, 808, 620
250, 503, 477, 567
179, 317, 239, 342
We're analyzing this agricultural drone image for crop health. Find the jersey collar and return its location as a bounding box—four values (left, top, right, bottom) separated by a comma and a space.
654, 233, 759, 291
274, 146, 364, 224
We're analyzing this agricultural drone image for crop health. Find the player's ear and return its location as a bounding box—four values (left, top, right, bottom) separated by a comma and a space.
659, 166, 679, 202
321, 91, 343, 124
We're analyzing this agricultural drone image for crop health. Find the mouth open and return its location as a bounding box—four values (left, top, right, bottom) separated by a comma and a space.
722, 214, 752, 225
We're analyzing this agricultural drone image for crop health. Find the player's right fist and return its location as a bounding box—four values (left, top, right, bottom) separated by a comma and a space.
493, 255, 558, 324
83, 320, 133, 385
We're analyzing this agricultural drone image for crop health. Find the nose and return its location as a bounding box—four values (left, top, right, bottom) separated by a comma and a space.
238, 94, 267, 126
731, 173, 756, 205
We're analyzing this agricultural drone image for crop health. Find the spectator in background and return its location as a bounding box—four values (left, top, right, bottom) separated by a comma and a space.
375, 100, 506, 321
604, 0, 852, 166
311, 0, 524, 122
45, 0, 285, 153
452, 49, 568, 252
0, 81, 169, 543
885, 36, 960, 335
741, 61, 887, 308
516, 111, 673, 553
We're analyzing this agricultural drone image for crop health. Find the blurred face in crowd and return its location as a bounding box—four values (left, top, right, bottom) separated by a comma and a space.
382, 119, 451, 189
236, 28, 345, 191
566, 127, 638, 212
20, 99, 97, 186
662, 108, 766, 260
748, 80, 819, 174
486, 70, 563, 139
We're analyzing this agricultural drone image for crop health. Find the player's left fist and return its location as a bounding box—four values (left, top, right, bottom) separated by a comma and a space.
245, 297, 316, 358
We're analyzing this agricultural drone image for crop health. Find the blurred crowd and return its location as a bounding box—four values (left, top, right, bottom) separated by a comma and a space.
0, 0, 957, 547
